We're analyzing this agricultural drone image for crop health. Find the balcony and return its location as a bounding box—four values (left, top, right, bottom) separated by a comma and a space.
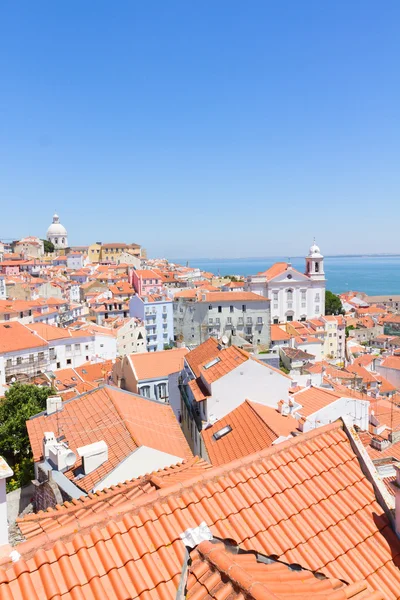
145, 321, 156, 328
147, 332, 157, 338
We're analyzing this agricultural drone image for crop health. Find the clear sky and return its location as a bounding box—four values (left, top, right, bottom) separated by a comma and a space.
1, 1, 399, 258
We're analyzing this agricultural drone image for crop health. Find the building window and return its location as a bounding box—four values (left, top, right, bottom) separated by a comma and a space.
287, 289, 293, 301
209, 318, 213, 324
238, 317, 244, 324
227, 317, 232, 324
316, 305, 320, 313
230, 306, 234, 313
218, 306, 222, 313
66, 344, 71, 352
242, 305, 247, 312
157, 383, 167, 400
74, 344, 80, 351
247, 317, 252, 324
29, 354, 34, 363
273, 318, 279, 324
257, 317, 262, 324
287, 315, 293, 322
315, 262, 319, 273
215, 318, 220, 325
273, 303, 278, 309
38, 352, 44, 360
315, 293, 320, 302
140, 386, 151, 398
67, 359, 72, 365
16, 357, 22, 365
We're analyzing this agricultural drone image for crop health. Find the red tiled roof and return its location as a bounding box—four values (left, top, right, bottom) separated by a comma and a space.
380, 356, 400, 371
26, 386, 192, 493
292, 386, 343, 417
270, 324, 292, 341
2, 422, 400, 598
202, 400, 298, 466
199, 346, 249, 384
0, 322, 48, 353
188, 540, 382, 600
185, 338, 220, 377
74, 360, 114, 383
17, 457, 212, 541
128, 348, 189, 380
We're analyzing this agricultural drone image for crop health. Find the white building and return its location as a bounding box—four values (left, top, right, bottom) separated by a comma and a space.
246, 240, 326, 324
46, 213, 69, 250
180, 339, 292, 456
173, 291, 271, 348
0, 276, 6, 300
113, 317, 147, 356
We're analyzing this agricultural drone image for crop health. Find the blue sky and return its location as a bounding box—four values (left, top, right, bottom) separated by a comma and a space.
1, 1, 399, 258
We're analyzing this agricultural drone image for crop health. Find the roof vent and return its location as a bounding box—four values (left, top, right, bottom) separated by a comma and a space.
46, 396, 63, 415
77, 440, 108, 475
43, 431, 57, 458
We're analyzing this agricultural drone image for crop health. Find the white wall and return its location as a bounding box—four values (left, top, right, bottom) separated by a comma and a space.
168, 371, 182, 420
297, 397, 370, 433
377, 365, 400, 388
208, 358, 291, 422
93, 446, 183, 491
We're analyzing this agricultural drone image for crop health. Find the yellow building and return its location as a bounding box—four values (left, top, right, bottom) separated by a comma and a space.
88, 242, 102, 263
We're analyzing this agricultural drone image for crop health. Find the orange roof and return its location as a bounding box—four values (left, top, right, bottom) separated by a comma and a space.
199, 345, 249, 384
199, 291, 269, 303
292, 386, 343, 417
133, 269, 160, 279
188, 539, 381, 600
345, 364, 379, 384
185, 338, 220, 377
270, 324, 292, 341
0, 322, 48, 353
257, 261, 289, 279
26, 386, 192, 493
74, 360, 114, 383
2, 421, 400, 598
26, 323, 73, 341
129, 347, 188, 380
51, 367, 84, 391
202, 400, 298, 466
380, 356, 400, 371
17, 457, 212, 541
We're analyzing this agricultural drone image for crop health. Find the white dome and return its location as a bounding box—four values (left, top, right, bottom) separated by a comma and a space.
308, 239, 322, 257
47, 213, 67, 236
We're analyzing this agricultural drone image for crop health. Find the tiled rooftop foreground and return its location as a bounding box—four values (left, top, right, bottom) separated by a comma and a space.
1, 421, 400, 599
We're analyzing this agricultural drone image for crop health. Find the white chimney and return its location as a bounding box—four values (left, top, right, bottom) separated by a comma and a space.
47, 396, 63, 415
77, 441, 108, 475
0, 457, 13, 548
43, 431, 57, 458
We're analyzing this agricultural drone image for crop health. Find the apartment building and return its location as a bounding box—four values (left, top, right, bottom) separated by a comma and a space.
179, 338, 291, 455
130, 269, 163, 296
173, 290, 271, 348
129, 293, 174, 351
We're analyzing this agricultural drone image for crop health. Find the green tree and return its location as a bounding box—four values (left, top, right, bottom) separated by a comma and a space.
0, 384, 55, 489
325, 290, 345, 315
42, 239, 55, 253
346, 325, 355, 338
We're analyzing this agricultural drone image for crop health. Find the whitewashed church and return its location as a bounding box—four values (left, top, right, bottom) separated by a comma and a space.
246, 241, 326, 323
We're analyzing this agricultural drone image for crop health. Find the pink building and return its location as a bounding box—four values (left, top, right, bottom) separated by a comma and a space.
130, 269, 163, 296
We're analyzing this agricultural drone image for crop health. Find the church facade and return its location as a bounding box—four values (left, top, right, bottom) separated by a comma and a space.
46, 213, 68, 250
246, 241, 326, 323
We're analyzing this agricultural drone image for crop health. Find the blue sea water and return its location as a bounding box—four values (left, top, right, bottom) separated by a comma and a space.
168, 256, 400, 296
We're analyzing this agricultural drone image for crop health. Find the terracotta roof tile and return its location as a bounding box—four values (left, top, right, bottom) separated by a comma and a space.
2, 422, 400, 599
0, 322, 48, 353
199, 346, 249, 384
202, 400, 298, 466
129, 347, 189, 380
26, 386, 192, 493
292, 386, 343, 417
185, 338, 220, 377
188, 540, 383, 600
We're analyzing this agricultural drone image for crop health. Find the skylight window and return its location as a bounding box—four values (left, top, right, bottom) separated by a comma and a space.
204, 357, 221, 369
213, 425, 232, 441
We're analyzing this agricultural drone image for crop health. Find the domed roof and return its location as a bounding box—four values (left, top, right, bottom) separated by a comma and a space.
47, 213, 67, 237
308, 238, 323, 257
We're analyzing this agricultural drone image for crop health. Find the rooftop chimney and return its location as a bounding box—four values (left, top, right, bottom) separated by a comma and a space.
0, 457, 13, 548
46, 396, 63, 415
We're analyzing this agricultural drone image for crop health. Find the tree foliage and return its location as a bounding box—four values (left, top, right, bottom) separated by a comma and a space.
42, 239, 55, 253
325, 290, 345, 315
0, 384, 55, 490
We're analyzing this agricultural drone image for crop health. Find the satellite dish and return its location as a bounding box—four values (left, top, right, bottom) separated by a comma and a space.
64, 450, 77, 468
221, 335, 229, 346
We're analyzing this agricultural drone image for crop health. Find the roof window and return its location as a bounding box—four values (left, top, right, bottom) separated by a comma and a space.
204, 357, 221, 369
213, 425, 232, 441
